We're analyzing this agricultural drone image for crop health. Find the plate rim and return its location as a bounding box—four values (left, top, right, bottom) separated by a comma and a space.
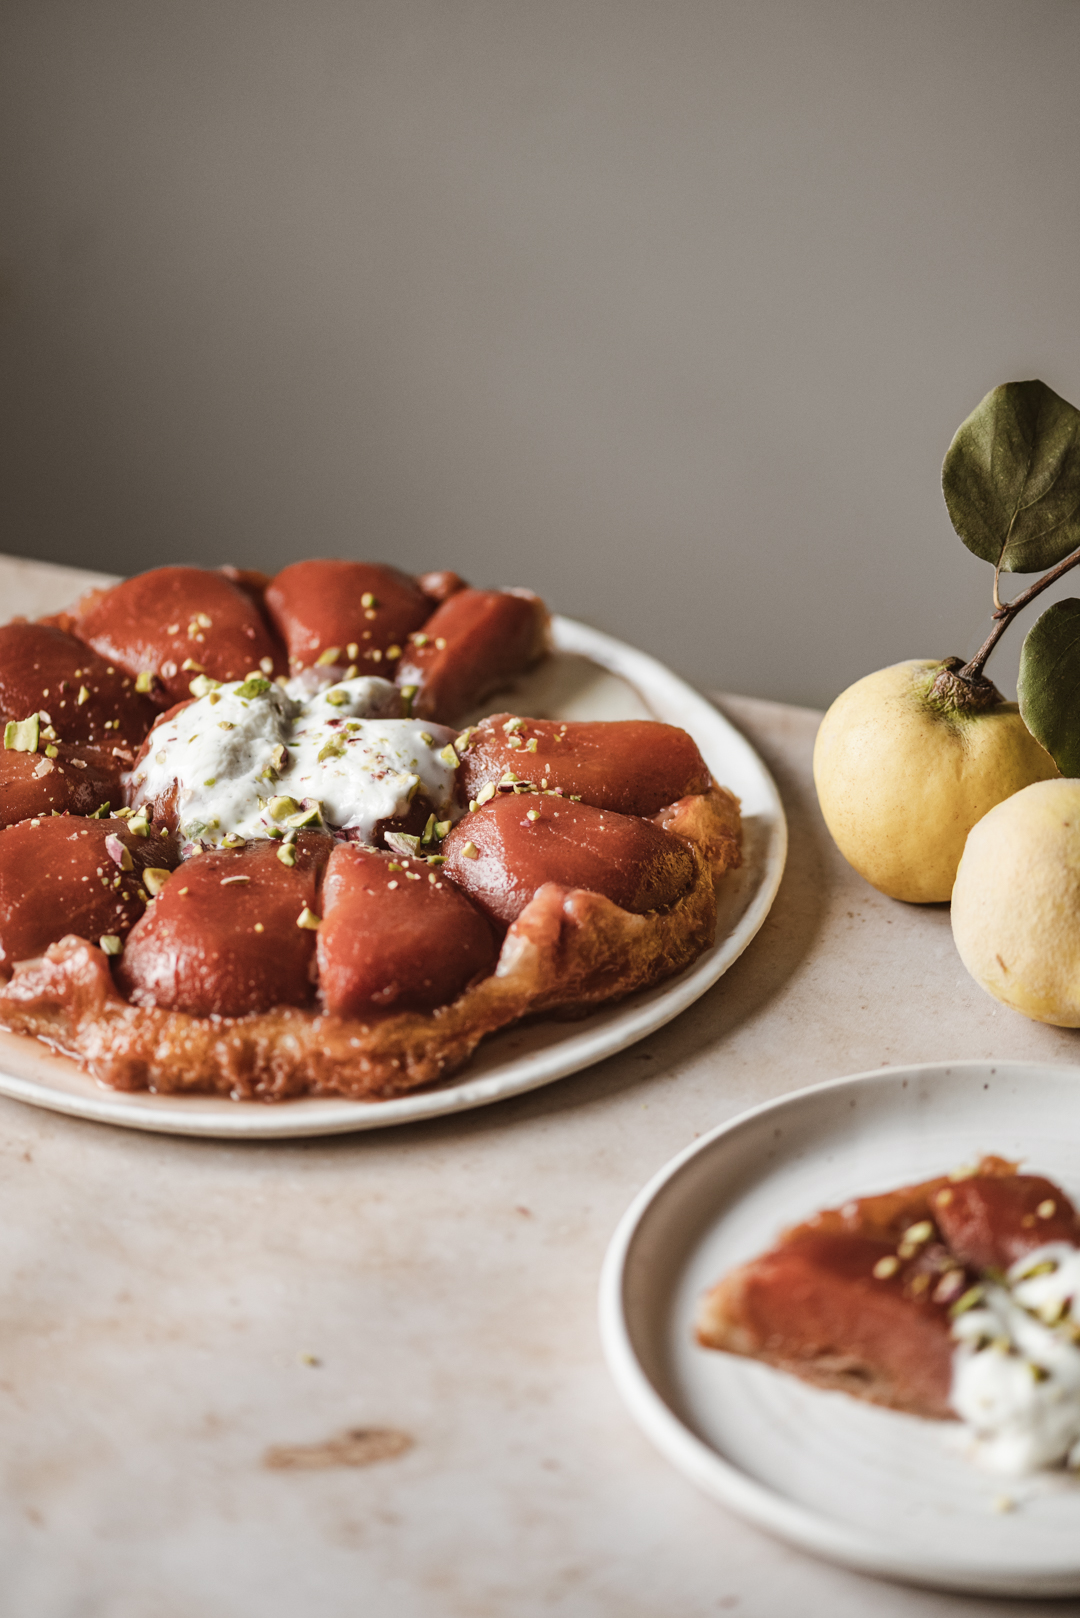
598, 1058, 1080, 1597
0, 615, 787, 1139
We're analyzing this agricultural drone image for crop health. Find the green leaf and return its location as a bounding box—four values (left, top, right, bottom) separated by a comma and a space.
942, 380, 1080, 573
1018, 598, 1080, 776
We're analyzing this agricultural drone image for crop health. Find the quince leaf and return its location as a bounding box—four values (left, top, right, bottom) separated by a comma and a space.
1018, 599, 1080, 777
942, 380, 1080, 573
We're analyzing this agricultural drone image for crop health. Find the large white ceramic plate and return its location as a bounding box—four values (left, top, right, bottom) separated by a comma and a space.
600, 1060, 1080, 1597
0, 615, 786, 1138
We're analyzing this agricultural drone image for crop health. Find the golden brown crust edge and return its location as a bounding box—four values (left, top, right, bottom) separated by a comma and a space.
0, 785, 741, 1102
694, 1267, 938, 1416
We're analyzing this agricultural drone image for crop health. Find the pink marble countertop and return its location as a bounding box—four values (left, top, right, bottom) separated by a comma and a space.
1, 555, 1076, 1617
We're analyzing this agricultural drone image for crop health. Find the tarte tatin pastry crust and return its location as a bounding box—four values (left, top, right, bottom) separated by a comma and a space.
0, 786, 739, 1100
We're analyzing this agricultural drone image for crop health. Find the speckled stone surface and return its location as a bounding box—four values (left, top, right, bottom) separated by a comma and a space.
2, 556, 1078, 1618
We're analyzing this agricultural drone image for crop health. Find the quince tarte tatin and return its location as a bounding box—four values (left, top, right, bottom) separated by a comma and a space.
0, 561, 740, 1101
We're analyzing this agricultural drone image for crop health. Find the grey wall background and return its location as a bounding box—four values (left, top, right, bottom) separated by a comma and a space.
2, 0, 1079, 707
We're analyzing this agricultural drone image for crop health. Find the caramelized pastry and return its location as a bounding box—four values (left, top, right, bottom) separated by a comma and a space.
697, 1160, 1080, 1471
0, 556, 742, 1102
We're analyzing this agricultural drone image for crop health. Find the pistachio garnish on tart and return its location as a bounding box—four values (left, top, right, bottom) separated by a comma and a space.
697, 1158, 1080, 1475
0, 559, 742, 1101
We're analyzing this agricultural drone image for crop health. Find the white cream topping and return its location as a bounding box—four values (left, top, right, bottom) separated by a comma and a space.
951, 1243, 1080, 1474
126, 675, 459, 850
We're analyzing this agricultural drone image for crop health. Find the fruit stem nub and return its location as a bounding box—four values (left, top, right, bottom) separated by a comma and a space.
929, 658, 1003, 715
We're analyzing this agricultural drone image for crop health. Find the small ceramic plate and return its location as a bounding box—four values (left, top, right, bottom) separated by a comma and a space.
0, 616, 786, 1138
600, 1060, 1080, 1597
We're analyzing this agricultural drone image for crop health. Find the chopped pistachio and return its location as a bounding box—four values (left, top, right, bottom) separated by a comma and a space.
89, 802, 111, 819
314, 647, 341, 667
4, 715, 39, 753
526, 809, 540, 821
950, 1285, 985, 1318
143, 868, 172, 897
385, 831, 422, 859
421, 814, 437, 844
235, 675, 272, 699
127, 812, 151, 837
44, 745, 58, 758
476, 783, 496, 807
325, 689, 349, 707
419, 732, 434, 746
221, 832, 246, 849
461, 841, 479, 860
268, 795, 299, 821
872, 1255, 900, 1280
284, 805, 323, 829
399, 684, 418, 716
317, 739, 346, 762
189, 674, 222, 699
276, 842, 297, 868
434, 637, 447, 651
455, 727, 476, 752
434, 819, 452, 838
361, 592, 377, 609
439, 744, 459, 769
1037, 1199, 1057, 1219
296, 906, 322, 930
346, 642, 359, 660
76, 685, 90, 706
181, 658, 205, 673
220, 875, 251, 886
99, 934, 122, 956
104, 835, 134, 872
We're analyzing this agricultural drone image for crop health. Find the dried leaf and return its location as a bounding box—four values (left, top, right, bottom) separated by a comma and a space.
1018, 598, 1080, 776
942, 380, 1080, 573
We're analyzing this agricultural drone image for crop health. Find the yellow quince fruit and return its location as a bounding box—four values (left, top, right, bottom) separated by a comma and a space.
813, 658, 1058, 903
